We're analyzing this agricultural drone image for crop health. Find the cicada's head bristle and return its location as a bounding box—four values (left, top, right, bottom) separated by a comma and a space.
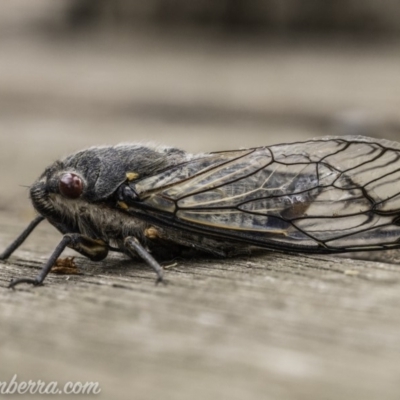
30, 179, 54, 217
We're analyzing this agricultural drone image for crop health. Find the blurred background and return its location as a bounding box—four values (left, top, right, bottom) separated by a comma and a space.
2, 4, 400, 400
1, 0, 400, 213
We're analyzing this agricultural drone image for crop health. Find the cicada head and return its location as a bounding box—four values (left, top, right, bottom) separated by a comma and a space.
29, 144, 190, 238
29, 159, 87, 234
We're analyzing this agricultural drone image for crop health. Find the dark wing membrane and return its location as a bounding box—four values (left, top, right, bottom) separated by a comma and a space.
132, 136, 400, 252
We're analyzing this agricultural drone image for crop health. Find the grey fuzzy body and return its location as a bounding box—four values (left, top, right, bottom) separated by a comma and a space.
29, 143, 211, 259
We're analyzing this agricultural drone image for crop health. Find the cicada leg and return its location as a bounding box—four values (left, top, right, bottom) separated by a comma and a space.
8, 233, 109, 288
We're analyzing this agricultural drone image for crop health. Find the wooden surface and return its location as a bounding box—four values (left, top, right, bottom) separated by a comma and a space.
1, 213, 400, 399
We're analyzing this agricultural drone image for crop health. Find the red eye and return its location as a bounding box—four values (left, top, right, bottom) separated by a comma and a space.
59, 173, 83, 199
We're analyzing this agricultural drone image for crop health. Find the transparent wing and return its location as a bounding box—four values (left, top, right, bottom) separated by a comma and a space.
131, 136, 400, 252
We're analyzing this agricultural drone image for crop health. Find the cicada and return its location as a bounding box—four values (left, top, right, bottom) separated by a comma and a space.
2, 135, 400, 288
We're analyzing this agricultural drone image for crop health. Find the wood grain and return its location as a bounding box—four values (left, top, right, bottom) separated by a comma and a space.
1, 215, 400, 400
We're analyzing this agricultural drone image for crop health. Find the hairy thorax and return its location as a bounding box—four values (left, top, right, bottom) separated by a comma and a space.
43, 192, 147, 251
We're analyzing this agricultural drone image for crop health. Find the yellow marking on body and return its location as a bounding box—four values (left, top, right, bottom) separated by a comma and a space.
126, 172, 139, 181
117, 201, 129, 210
144, 227, 160, 239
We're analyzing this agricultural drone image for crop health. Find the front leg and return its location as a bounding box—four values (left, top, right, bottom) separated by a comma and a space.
9, 234, 109, 288
0, 215, 45, 260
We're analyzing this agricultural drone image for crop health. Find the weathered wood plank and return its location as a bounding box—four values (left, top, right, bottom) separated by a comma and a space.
1, 214, 400, 400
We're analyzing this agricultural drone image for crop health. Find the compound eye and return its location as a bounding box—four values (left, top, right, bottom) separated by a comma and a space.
59, 173, 83, 199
